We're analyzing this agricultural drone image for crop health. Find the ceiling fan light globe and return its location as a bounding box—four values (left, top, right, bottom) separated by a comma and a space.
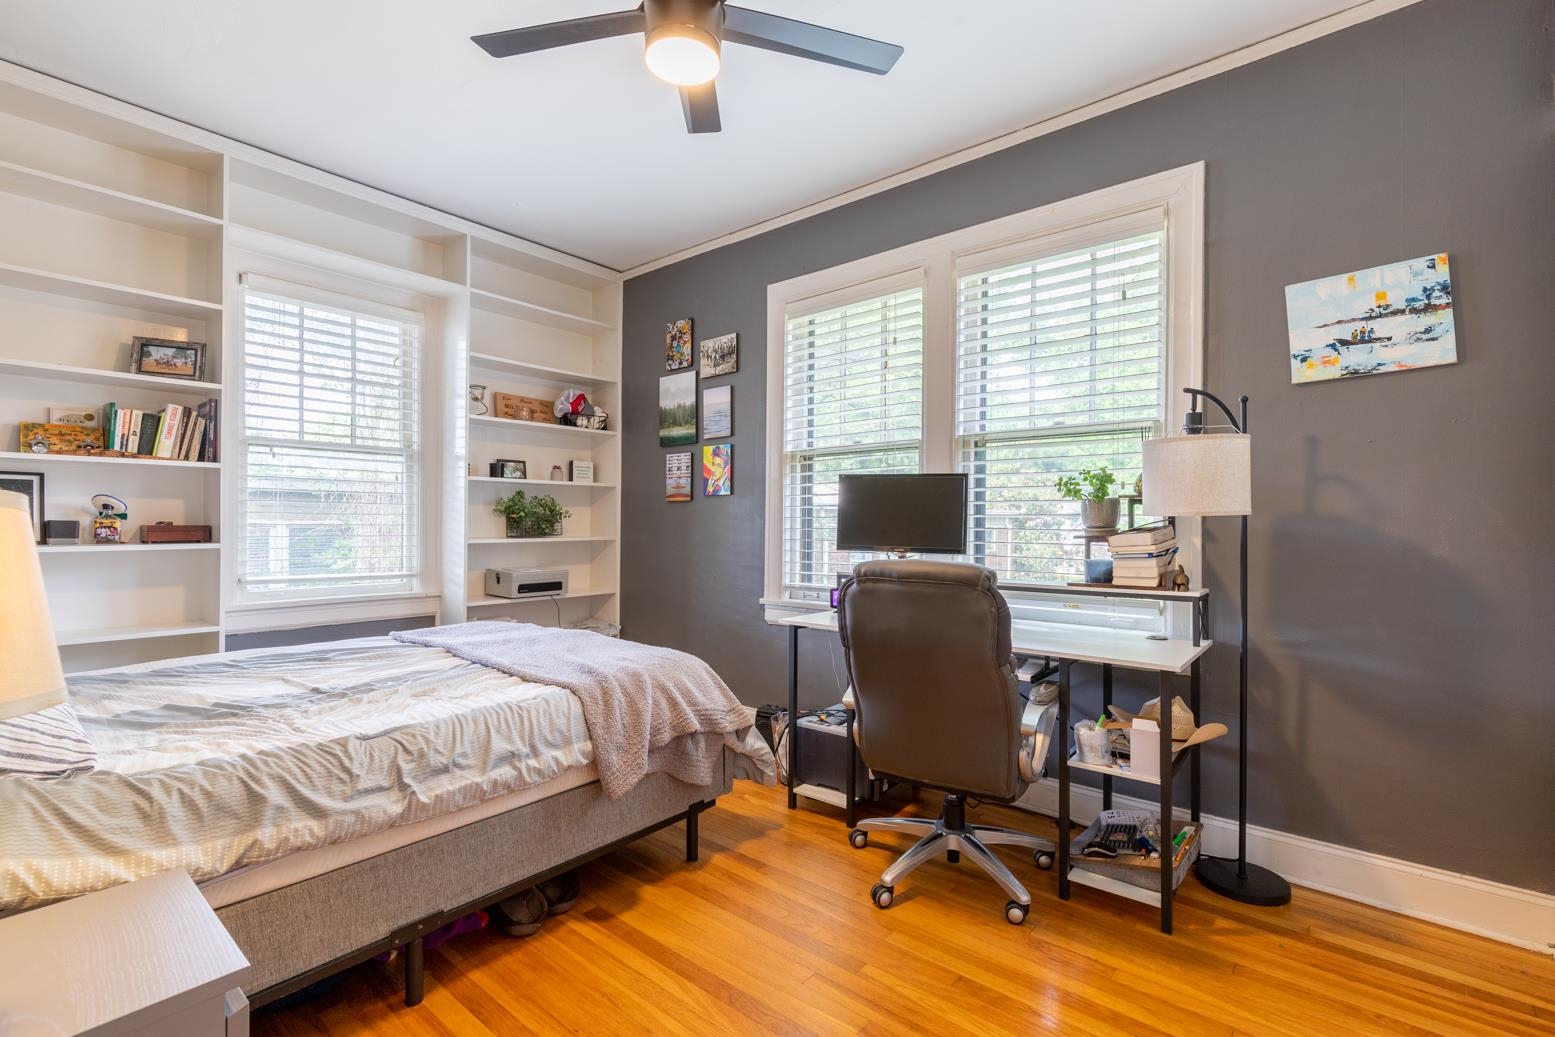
644, 26, 721, 86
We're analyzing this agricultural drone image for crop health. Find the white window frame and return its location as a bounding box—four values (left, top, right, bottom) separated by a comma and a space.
764, 163, 1205, 627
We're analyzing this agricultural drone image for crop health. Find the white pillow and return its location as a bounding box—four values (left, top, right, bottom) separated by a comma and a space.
0, 703, 96, 777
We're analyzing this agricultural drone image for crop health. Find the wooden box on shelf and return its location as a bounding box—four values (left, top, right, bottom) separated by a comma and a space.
141, 522, 213, 544
491, 392, 555, 424
18, 421, 103, 455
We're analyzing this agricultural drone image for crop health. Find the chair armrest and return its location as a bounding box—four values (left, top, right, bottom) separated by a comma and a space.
1019, 693, 1058, 784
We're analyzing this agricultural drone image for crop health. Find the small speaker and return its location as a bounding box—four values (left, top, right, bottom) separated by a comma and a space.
43, 519, 80, 546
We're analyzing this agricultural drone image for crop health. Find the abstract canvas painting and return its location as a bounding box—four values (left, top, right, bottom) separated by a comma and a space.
702, 384, 732, 439
700, 332, 737, 377
703, 444, 732, 496
1286, 253, 1456, 384
665, 317, 693, 370
665, 452, 692, 502
658, 370, 697, 446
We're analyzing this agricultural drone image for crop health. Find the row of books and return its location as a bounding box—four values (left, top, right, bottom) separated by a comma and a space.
1108, 522, 1177, 588
100, 399, 219, 463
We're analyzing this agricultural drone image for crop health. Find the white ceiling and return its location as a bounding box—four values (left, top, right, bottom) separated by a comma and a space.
0, 1, 1369, 271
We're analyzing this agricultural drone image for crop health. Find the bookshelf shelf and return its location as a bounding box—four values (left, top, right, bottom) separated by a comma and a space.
467, 588, 618, 608
468, 352, 617, 389
0, 357, 223, 394
467, 476, 615, 490
0, 158, 223, 238
38, 543, 220, 554
470, 288, 614, 334
54, 622, 221, 647
0, 261, 222, 319
0, 450, 220, 470
468, 415, 616, 440
466, 536, 614, 546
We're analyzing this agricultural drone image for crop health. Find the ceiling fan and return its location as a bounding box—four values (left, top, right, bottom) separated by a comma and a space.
472, 0, 904, 134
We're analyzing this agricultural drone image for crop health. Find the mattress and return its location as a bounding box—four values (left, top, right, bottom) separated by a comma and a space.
0, 637, 594, 911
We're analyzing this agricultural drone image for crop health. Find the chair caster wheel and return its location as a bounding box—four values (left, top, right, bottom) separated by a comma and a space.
1034, 851, 1055, 870
849, 829, 868, 850
871, 884, 895, 909
1005, 900, 1029, 925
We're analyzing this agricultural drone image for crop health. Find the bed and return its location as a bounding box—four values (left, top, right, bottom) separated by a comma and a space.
0, 626, 774, 1006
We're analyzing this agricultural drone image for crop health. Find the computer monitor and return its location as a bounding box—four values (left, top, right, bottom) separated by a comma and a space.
836, 473, 968, 555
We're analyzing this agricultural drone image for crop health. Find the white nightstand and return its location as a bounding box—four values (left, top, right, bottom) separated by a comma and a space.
0, 869, 251, 1036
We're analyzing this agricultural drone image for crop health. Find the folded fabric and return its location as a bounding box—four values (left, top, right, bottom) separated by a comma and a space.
0, 704, 96, 777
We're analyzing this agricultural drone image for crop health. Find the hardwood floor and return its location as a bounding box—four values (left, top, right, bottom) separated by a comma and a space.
253, 783, 1555, 1036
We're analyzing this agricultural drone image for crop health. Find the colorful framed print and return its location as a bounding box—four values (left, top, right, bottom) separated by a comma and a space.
658, 370, 697, 446
702, 444, 732, 497
1286, 253, 1456, 383
665, 317, 693, 370
699, 332, 737, 377
131, 336, 206, 381
701, 384, 732, 439
665, 452, 692, 502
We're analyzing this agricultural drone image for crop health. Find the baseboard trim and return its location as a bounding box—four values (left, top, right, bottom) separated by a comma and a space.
1015, 778, 1555, 956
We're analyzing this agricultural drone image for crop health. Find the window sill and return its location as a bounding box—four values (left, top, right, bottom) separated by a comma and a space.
225, 591, 442, 634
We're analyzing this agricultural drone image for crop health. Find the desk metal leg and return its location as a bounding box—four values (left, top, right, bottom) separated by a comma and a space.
1101, 663, 1114, 811
1057, 659, 1072, 901
1159, 670, 1174, 935
786, 624, 798, 810
844, 706, 857, 829
1190, 659, 1202, 823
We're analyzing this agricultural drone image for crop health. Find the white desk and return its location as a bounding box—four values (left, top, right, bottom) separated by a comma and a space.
775, 606, 1213, 934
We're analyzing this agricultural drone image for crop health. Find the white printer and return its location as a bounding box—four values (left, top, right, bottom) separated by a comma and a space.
483, 567, 569, 599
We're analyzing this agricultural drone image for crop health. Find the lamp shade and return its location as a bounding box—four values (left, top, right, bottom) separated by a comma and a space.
1142, 433, 1252, 517
0, 489, 65, 721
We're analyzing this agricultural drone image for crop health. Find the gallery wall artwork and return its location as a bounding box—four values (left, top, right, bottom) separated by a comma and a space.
1286, 253, 1456, 383
700, 332, 737, 377
703, 444, 732, 496
702, 384, 732, 439
658, 370, 697, 446
665, 452, 692, 502
665, 317, 693, 370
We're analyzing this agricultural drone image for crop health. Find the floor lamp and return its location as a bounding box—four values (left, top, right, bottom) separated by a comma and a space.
0, 489, 68, 722
1142, 388, 1291, 907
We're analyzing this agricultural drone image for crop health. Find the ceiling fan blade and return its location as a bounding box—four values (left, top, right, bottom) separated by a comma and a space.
472, 9, 647, 58
680, 82, 722, 134
722, 6, 902, 75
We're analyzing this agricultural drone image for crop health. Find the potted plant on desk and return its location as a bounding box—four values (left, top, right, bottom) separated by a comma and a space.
1056, 466, 1122, 534
494, 490, 571, 538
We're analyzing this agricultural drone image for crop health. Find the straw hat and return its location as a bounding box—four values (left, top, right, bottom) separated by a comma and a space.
1107, 695, 1227, 747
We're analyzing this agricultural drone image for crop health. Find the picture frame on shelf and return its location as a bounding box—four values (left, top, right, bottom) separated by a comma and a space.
131, 337, 206, 381
490, 459, 527, 479
570, 460, 595, 484
0, 472, 44, 543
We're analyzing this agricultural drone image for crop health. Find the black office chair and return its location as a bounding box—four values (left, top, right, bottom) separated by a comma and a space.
839, 559, 1056, 924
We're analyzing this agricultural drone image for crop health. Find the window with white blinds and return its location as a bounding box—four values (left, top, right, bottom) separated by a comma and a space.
237, 281, 423, 601
956, 231, 1164, 585
781, 286, 923, 595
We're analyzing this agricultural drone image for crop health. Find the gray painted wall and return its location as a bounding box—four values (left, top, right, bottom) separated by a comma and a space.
621, 0, 1555, 894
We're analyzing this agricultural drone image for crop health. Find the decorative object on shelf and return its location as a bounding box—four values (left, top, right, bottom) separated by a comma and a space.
702, 443, 732, 496
1083, 557, 1113, 584
549, 464, 565, 481
569, 460, 594, 484
665, 317, 693, 370
0, 473, 44, 543
469, 384, 490, 416
47, 408, 98, 428
90, 494, 127, 545
1145, 386, 1290, 908
658, 370, 696, 446
0, 488, 67, 720
554, 388, 608, 430
665, 452, 692, 502
43, 520, 79, 546
19, 422, 103, 456
490, 459, 527, 480
1171, 565, 1191, 592
140, 522, 213, 544
494, 490, 571, 538
701, 384, 731, 439
1074, 719, 1112, 765
1055, 466, 1121, 533
1286, 253, 1455, 384
492, 392, 556, 423
700, 332, 737, 377
130, 336, 206, 381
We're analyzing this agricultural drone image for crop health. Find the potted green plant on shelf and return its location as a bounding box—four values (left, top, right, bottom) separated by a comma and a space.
1055, 466, 1122, 534
494, 490, 571, 538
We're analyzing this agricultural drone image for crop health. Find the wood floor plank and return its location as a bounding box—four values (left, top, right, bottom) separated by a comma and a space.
254, 782, 1555, 1036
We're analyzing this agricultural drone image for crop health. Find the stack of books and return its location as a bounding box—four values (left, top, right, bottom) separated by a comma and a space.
1107, 522, 1177, 588
100, 399, 219, 463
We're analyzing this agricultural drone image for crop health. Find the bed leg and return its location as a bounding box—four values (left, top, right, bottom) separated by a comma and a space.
686, 803, 701, 863
403, 937, 425, 1007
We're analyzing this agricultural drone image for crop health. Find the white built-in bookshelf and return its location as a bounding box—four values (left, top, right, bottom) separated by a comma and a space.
0, 62, 622, 672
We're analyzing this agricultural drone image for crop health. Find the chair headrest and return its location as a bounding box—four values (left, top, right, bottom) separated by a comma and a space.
851, 559, 998, 592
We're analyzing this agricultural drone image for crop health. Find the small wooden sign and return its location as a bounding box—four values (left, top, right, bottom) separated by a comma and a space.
18, 422, 104, 455
491, 392, 556, 424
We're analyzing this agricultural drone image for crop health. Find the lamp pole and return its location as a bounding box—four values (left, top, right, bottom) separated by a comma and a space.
1181, 388, 1291, 906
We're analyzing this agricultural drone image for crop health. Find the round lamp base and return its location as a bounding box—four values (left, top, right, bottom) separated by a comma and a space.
1195, 855, 1292, 906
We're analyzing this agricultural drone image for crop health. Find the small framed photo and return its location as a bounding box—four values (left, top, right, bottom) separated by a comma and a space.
569, 460, 595, 484
701, 384, 732, 439
0, 472, 45, 543
665, 318, 693, 370
666, 452, 692, 502
131, 337, 206, 381
700, 332, 737, 377
490, 459, 527, 479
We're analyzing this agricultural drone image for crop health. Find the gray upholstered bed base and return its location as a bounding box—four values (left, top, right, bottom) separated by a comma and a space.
221, 750, 734, 1007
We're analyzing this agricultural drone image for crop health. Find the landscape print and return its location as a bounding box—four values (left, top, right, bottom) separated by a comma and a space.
1286, 253, 1456, 384
702, 384, 731, 439
658, 370, 697, 446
